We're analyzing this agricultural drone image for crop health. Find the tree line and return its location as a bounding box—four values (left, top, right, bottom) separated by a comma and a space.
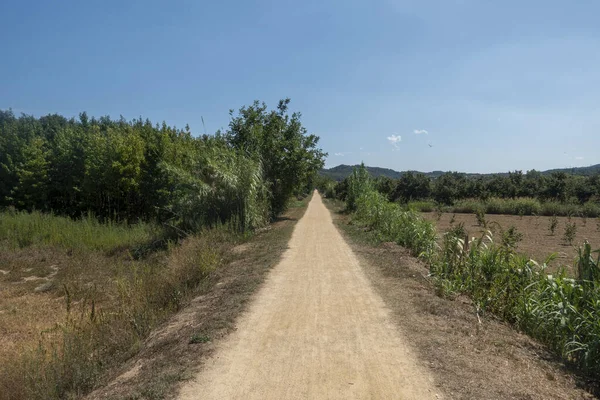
0, 99, 325, 232
325, 168, 600, 207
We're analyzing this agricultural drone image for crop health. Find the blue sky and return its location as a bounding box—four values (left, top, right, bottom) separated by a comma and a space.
2, 0, 599, 173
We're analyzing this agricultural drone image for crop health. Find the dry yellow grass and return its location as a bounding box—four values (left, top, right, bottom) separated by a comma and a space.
0, 225, 232, 399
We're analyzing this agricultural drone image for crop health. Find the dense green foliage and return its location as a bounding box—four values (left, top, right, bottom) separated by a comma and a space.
0, 100, 325, 232
225, 99, 326, 217
328, 167, 600, 217
342, 164, 600, 378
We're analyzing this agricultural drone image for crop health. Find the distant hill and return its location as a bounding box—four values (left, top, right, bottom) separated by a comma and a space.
543, 164, 600, 176
320, 165, 403, 180
319, 163, 600, 181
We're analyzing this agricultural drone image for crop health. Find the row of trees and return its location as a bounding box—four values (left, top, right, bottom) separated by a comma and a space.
0, 99, 325, 232
327, 169, 600, 206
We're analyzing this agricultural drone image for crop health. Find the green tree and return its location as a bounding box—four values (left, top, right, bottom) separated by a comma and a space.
391, 172, 431, 202
11, 137, 50, 210
432, 172, 466, 205
226, 99, 326, 216
543, 172, 570, 202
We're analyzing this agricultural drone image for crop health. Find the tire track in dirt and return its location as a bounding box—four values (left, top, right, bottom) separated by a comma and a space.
178, 192, 440, 399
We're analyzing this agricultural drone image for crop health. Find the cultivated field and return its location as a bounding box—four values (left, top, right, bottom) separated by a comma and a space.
423, 212, 600, 270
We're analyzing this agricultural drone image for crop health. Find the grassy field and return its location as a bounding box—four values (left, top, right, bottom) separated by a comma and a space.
0, 197, 310, 400
423, 212, 600, 272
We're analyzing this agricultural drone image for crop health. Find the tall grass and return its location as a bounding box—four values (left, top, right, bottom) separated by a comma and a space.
345, 164, 600, 378
0, 210, 159, 252
161, 150, 269, 234
355, 190, 436, 259
0, 228, 233, 400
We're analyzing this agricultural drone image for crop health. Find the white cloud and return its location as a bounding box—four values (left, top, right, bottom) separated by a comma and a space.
413, 129, 428, 135
387, 134, 401, 150
575, 156, 584, 160
334, 152, 344, 156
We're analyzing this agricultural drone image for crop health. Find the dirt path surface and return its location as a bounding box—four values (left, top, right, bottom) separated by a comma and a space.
178, 192, 440, 400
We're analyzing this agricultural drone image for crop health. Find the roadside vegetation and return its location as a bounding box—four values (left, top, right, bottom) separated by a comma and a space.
0, 100, 325, 399
331, 164, 600, 382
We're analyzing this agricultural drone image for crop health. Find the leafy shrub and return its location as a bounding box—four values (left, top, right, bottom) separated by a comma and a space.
445, 198, 597, 218
452, 199, 481, 214
513, 198, 542, 216
540, 201, 580, 218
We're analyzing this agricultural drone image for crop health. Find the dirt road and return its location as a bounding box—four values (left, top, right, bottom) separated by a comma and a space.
178, 192, 440, 400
